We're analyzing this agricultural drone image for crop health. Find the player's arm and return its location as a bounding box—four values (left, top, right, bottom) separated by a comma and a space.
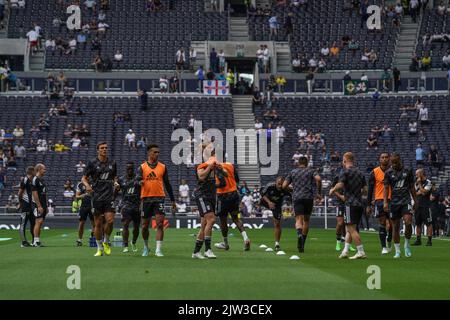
31, 178, 43, 214
214, 167, 227, 188
367, 170, 375, 205
81, 161, 94, 193
261, 184, 276, 209
197, 162, 215, 182
282, 175, 292, 192
75, 184, 88, 200
136, 165, 144, 186
18, 180, 25, 211
329, 182, 344, 196
409, 171, 418, 210
383, 175, 390, 212
162, 167, 176, 213
314, 174, 322, 200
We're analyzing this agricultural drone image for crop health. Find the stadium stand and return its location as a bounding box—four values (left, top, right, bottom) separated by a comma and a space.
7, 0, 228, 70
0, 95, 233, 206
255, 95, 450, 188
248, 0, 401, 70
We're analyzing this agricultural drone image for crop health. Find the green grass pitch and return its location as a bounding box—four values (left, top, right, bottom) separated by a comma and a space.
1, 228, 449, 300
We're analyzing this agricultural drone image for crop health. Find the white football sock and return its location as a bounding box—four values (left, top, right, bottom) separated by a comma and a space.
394, 243, 401, 253
96, 240, 103, 250
241, 231, 249, 242
357, 245, 364, 254
156, 240, 162, 251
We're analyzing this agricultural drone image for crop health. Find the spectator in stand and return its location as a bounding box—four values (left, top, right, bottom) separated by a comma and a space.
14, 143, 26, 162
125, 129, 137, 149
292, 150, 303, 165
70, 134, 81, 149
36, 139, 48, 153
84, 0, 97, 13
26, 27, 38, 55
206, 68, 216, 80
268, 14, 279, 40
63, 180, 75, 199
275, 75, 286, 93
76, 160, 86, 173
188, 47, 197, 71
176, 47, 185, 72
114, 50, 123, 68
366, 133, 378, 150
54, 140, 70, 152
12, 125, 24, 140
381, 68, 392, 92
138, 89, 148, 111
418, 103, 429, 124
92, 54, 103, 72
393, 67, 401, 92
218, 49, 226, 73
254, 118, 263, 137
443, 53, 450, 70
252, 86, 263, 109
436, 2, 446, 16
408, 120, 418, 135
178, 179, 190, 206
169, 73, 179, 93
159, 75, 168, 93
275, 122, 286, 144
171, 114, 181, 131
372, 90, 381, 107
6, 193, 19, 211
416, 143, 425, 166
209, 48, 218, 73
292, 54, 301, 73
318, 58, 326, 73
137, 136, 148, 149
418, 129, 426, 142
380, 124, 393, 142
428, 145, 442, 172
188, 114, 196, 133
421, 53, 431, 70
45, 37, 56, 55
195, 65, 205, 82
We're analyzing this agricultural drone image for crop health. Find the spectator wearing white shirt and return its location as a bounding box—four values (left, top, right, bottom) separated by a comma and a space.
97, 22, 109, 35
179, 179, 190, 205
26, 29, 38, 54
308, 56, 318, 72
189, 47, 197, 71
298, 127, 307, 138
125, 129, 137, 149
276, 123, 286, 144
256, 45, 264, 73
408, 121, 418, 135
188, 114, 195, 133
320, 45, 330, 57
360, 73, 369, 81
176, 47, 186, 72
437, 2, 445, 16
36, 139, 48, 152
10, 0, 19, 8
292, 55, 301, 72
268, 15, 278, 39
114, 50, 123, 68
68, 38, 77, 54
45, 37, 56, 55
159, 75, 169, 93
254, 118, 263, 136
18, 0, 25, 8
442, 53, 450, 70
75, 160, 86, 173
71, 135, 81, 149
318, 58, 326, 73
292, 150, 303, 164
418, 105, 429, 124
263, 45, 270, 73
241, 193, 254, 217
84, 0, 96, 11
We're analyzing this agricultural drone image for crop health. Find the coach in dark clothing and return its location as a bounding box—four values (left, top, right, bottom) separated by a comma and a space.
138, 89, 148, 111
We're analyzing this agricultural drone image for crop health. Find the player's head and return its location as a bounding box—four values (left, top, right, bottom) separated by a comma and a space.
342, 152, 355, 167
379, 152, 390, 167
275, 176, 284, 189
201, 142, 216, 162
147, 144, 160, 161
34, 163, 46, 176
415, 168, 426, 180
26, 166, 35, 177
96, 142, 108, 157
390, 153, 402, 170
298, 156, 308, 167
126, 162, 135, 176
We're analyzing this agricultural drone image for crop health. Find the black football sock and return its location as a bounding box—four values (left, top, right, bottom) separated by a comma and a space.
194, 239, 204, 254
205, 236, 212, 251
427, 236, 432, 242
416, 235, 421, 241
379, 226, 387, 247
336, 233, 341, 241
387, 228, 393, 243
296, 228, 303, 238
302, 234, 308, 248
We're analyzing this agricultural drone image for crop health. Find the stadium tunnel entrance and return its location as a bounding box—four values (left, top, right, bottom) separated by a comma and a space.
227, 57, 256, 95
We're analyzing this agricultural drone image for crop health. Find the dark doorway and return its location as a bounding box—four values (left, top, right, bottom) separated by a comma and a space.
227, 58, 256, 95
227, 0, 248, 17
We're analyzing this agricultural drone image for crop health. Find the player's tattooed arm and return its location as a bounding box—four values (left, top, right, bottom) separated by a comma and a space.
197, 162, 215, 181
162, 167, 175, 202
314, 174, 322, 199
367, 171, 375, 205
215, 167, 227, 188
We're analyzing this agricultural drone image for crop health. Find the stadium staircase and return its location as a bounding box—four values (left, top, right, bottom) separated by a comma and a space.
232, 95, 260, 189
393, 16, 421, 71
432, 165, 450, 191
229, 17, 249, 41
274, 42, 291, 73
29, 48, 45, 71
190, 40, 208, 70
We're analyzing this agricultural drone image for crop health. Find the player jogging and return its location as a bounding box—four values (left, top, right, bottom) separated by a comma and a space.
331, 172, 348, 251
283, 156, 322, 253
82, 142, 118, 257
214, 162, 251, 251
330, 152, 367, 259
18, 166, 36, 247
117, 162, 141, 253
383, 153, 417, 259
192, 145, 226, 259
413, 168, 433, 246
260, 176, 290, 252
137, 144, 176, 257
31, 163, 48, 247
75, 179, 94, 246
367, 152, 393, 254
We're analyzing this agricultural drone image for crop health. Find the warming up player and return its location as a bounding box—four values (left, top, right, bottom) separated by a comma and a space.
137, 144, 176, 257
82, 142, 118, 257
413, 168, 433, 246
192, 145, 226, 259
117, 162, 141, 253
367, 152, 393, 254
31, 163, 48, 247
75, 178, 94, 246
260, 176, 291, 251
283, 156, 322, 253
18, 166, 35, 247
214, 162, 251, 251
383, 153, 417, 258
330, 152, 367, 259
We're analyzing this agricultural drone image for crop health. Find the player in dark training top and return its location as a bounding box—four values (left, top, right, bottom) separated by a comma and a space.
31, 163, 48, 247
283, 156, 322, 253
413, 168, 433, 246
260, 176, 291, 252
192, 144, 226, 259
18, 166, 36, 247
383, 153, 417, 259
331, 171, 347, 251
367, 152, 393, 254
75, 179, 94, 246
82, 142, 118, 257
117, 162, 141, 253
330, 152, 367, 259
214, 162, 251, 251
